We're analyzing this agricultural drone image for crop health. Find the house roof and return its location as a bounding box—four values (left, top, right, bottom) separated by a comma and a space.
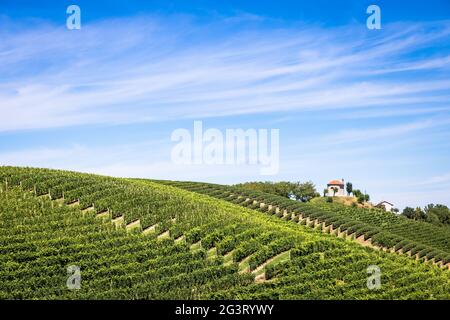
328, 179, 344, 186
376, 201, 394, 206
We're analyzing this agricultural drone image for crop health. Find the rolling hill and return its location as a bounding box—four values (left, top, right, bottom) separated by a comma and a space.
1, 166, 449, 299
155, 180, 450, 266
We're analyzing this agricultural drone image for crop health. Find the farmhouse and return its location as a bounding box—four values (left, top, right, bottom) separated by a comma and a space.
327, 179, 345, 197
376, 201, 394, 212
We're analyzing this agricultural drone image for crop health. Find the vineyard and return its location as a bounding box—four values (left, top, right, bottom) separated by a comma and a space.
155, 180, 450, 268
1, 166, 449, 299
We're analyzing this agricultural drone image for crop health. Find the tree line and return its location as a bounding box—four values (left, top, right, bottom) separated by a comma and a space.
236, 180, 373, 204
402, 204, 450, 227
234, 181, 320, 202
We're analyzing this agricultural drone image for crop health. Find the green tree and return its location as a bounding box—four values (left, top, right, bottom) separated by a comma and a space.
413, 207, 426, 221
291, 181, 319, 202
402, 207, 415, 219
354, 190, 370, 204
346, 182, 353, 196
331, 187, 338, 196
357, 194, 365, 204
235, 181, 319, 202
353, 189, 362, 198
402, 204, 450, 226
352, 189, 364, 203
424, 204, 450, 226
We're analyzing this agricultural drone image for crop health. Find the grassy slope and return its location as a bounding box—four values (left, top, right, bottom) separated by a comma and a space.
0, 166, 449, 299
311, 196, 375, 208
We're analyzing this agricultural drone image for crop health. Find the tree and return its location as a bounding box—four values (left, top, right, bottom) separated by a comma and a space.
402, 204, 450, 226
235, 181, 319, 202
346, 182, 353, 196
291, 181, 320, 202
331, 187, 338, 196
352, 189, 364, 203
402, 207, 415, 219
323, 188, 328, 197
413, 207, 426, 221
424, 204, 450, 226
353, 189, 362, 198
357, 194, 365, 204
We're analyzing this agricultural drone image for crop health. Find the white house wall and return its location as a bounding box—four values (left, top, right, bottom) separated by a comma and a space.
327, 185, 345, 197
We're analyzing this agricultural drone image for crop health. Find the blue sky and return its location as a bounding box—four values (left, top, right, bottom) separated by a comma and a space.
1, 1, 450, 209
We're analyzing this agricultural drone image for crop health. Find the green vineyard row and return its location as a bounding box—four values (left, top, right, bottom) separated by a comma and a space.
151, 180, 450, 266
0, 166, 449, 299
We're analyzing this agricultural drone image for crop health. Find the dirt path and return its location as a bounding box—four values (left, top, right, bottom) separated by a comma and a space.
143, 224, 158, 235
112, 216, 124, 227
126, 219, 141, 231
81, 206, 95, 213
157, 230, 170, 240
252, 251, 290, 275
67, 200, 80, 207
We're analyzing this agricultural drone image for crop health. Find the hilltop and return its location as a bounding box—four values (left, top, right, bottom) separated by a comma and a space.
155, 180, 450, 267
311, 196, 375, 209
0, 166, 449, 299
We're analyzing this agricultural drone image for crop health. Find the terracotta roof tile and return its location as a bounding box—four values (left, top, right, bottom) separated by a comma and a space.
328, 180, 344, 186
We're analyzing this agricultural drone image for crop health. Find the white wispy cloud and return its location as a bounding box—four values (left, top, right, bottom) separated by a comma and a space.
411, 172, 450, 188
336, 105, 450, 120
319, 119, 435, 145
1, 16, 450, 131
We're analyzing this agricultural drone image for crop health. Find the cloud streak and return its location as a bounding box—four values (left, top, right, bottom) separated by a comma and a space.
1, 16, 450, 131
